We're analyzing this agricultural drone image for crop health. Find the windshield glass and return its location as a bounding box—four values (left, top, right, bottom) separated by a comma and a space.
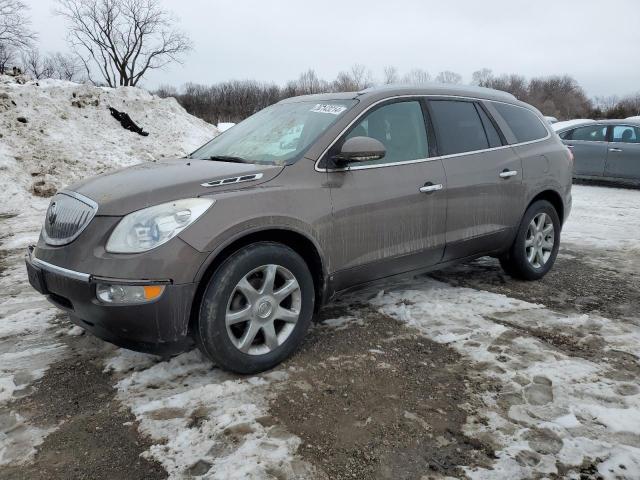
190, 100, 357, 165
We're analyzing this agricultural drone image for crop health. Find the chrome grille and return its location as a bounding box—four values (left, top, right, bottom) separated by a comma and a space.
43, 192, 98, 246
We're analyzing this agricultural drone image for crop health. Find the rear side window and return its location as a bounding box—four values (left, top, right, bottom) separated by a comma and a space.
612, 125, 640, 143
476, 105, 503, 148
492, 102, 548, 143
565, 125, 607, 142
429, 100, 490, 155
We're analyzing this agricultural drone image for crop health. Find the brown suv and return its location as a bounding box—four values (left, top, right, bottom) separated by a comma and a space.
25, 85, 572, 373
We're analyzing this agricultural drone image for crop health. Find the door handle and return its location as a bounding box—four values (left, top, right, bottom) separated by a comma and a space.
609, 148, 623, 152
419, 182, 443, 193
499, 169, 518, 178
567, 145, 574, 149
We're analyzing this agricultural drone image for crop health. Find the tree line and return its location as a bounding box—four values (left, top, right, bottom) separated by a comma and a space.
156, 67, 640, 125
2, 0, 638, 123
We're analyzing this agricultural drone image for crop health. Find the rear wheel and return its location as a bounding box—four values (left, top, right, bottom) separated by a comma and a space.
196, 242, 314, 374
499, 200, 560, 280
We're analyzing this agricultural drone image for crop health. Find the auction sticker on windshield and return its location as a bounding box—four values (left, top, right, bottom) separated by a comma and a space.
310, 104, 348, 115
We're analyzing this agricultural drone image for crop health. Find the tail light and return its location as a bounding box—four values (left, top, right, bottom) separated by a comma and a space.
566, 146, 574, 165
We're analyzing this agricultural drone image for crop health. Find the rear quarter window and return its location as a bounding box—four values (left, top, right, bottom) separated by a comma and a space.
492, 102, 549, 143
429, 100, 490, 155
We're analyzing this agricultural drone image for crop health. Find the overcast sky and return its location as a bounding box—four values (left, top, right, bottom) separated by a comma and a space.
27, 0, 639, 98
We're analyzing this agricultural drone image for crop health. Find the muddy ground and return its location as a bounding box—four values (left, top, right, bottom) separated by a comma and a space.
1, 242, 636, 479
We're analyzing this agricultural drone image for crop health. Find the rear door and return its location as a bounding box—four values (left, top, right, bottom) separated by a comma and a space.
560, 124, 608, 176
605, 125, 640, 180
324, 99, 447, 289
427, 99, 524, 261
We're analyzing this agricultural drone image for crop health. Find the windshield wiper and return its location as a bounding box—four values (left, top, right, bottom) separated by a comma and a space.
208, 155, 251, 163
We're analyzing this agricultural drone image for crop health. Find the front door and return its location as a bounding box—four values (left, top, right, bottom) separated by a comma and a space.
427, 99, 524, 261
323, 100, 447, 290
605, 124, 640, 179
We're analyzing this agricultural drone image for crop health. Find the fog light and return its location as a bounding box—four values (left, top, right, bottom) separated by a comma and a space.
96, 283, 165, 304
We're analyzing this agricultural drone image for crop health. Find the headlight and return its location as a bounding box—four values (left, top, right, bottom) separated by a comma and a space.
106, 198, 214, 253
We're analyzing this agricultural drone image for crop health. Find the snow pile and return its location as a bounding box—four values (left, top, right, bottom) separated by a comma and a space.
0, 76, 217, 466
0, 75, 217, 222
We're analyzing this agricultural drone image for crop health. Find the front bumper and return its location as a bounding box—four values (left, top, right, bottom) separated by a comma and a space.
25, 247, 196, 355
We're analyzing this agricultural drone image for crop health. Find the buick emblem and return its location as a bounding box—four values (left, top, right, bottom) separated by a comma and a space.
47, 201, 58, 226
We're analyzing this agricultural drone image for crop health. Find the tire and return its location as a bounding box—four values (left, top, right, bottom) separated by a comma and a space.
499, 200, 561, 280
196, 242, 314, 374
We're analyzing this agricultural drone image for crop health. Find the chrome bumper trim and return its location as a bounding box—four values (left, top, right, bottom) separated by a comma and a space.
31, 255, 91, 283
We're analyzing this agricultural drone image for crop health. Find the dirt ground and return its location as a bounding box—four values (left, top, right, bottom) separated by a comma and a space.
1, 185, 639, 479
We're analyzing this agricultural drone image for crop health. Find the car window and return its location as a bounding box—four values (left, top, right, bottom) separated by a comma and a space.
611, 125, 640, 144
343, 101, 428, 166
476, 104, 503, 148
429, 100, 489, 155
491, 102, 549, 143
565, 125, 607, 142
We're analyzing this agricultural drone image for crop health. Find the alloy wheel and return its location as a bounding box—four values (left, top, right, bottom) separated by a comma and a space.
525, 212, 555, 269
225, 264, 301, 355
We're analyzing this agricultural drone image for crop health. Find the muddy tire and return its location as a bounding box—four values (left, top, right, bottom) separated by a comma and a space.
196, 242, 314, 374
500, 200, 561, 280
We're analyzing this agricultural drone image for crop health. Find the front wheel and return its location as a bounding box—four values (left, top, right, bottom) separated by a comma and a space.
499, 200, 561, 280
196, 242, 314, 374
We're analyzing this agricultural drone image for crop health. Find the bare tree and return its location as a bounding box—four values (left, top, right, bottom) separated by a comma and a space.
0, 43, 16, 74
382, 65, 398, 84
0, 0, 36, 49
435, 70, 462, 84
21, 49, 56, 79
283, 69, 329, 96
402, 68, 431, 84
56, 0, 192, 87
49, 52, 83, 81
471, 68, 493, 86
332, 64, 373, 92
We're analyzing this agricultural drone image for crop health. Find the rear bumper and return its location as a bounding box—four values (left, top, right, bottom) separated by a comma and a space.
25, 247, 196, 356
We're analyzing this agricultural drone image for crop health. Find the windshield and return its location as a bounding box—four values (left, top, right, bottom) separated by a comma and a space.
190, 100, 357, 165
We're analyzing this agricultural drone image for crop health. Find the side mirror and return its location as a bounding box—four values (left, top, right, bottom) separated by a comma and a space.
333, 136, 386, 163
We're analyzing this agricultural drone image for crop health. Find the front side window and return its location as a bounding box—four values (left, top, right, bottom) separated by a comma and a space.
429, 100, 490, 155
342, 101, 429, 166
566, 125, 607, 142
491, 102, 549, 143
191, 100, 357, 165
612, 125, 640, 143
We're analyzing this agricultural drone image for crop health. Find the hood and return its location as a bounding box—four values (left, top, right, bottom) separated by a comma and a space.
69, 158, 283, 215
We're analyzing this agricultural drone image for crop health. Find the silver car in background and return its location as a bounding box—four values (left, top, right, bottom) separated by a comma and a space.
554, 119, 640, 186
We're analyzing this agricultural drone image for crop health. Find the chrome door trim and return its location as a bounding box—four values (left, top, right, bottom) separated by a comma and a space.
315, 94, 552, 173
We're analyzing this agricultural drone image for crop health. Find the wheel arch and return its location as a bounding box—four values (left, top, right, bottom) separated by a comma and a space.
189, 227, 328, 333
527, 188, 565, 224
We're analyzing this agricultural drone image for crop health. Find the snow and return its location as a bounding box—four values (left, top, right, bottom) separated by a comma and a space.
0, 74, 217, 223
106, 349, 310, 479
551, 119, 595, 131
217, 122, 235, 132
626, 116, 640, 121
369, 276, 640, 479
0, 75, 218, 466
563, 185, 640, 251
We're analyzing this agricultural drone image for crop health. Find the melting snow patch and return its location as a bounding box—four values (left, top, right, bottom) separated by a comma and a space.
107, 349, 308, 479
370, 277, 640, 479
